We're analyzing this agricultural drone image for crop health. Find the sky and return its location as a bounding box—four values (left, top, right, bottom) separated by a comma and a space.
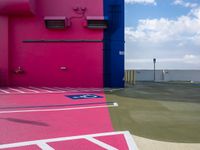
125, 0, 200, 70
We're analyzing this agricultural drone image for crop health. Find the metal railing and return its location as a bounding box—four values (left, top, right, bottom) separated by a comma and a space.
125, 70, 135, 85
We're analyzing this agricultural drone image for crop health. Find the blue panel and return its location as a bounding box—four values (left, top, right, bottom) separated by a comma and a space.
66, 94, 103, 100
104, 0, 124, 87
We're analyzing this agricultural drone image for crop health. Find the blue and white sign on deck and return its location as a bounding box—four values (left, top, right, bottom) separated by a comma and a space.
66, 94, 103, 100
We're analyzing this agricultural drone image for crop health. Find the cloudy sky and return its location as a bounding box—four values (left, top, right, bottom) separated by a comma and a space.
125, 0, 200, 70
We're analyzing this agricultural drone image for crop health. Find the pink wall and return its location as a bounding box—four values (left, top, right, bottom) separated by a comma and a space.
0, 0, 35, 15
0, 0, 103, 87
0, 16, 9, 86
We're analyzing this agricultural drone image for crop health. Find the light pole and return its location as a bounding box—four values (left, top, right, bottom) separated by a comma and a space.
153, 58, 156, 82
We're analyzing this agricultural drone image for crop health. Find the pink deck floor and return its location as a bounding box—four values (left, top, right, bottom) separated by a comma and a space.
0, 89, 135, 150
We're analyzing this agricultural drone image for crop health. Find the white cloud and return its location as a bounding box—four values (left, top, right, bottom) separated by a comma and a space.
173, 0, 198, 8
125, 3, 200, 69
190, 7, 200, 18
125, 0, 157, 5
183, 54, 200, 64
125, 7, 200, 45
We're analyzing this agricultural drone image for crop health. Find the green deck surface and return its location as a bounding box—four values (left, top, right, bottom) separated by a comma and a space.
107, 82, 200, 143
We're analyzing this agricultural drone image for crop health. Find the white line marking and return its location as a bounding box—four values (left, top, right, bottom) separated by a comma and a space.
92, 89, 103, 91
37, 142, 55, 150
66, 88, 81, 92
53, 87, 68, 91
18, 87, 40, 93
42, 87, 65, 93
29, 87, 53, 93
0, 87, 105, 94
113, 102, 119, 107
0, 131, 137, 149
124, 131, 139, 150
0, 89, 10, 94
86, 137, 118, 150
56, 87, 102, 93
7, 88, 25, 93
0, 103, 118, 114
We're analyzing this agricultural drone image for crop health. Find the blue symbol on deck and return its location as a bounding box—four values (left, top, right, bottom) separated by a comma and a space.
66, 94, 103, 100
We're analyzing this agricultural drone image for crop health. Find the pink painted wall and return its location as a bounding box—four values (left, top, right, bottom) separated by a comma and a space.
0, 0, 35, 15
0, 0, 103, 87
0, 16, 9, 86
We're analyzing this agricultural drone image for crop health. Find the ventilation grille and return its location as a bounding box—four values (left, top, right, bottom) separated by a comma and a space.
44, 17, 67, 29
86, 16, 108, 29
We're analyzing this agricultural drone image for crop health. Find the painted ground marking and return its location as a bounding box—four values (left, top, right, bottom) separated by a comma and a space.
0, 131, 138, 150
29, 87, 54, 93
0, 89, 10, 94
66, 94, 104, 100
0, 103, 118, 114
18, 87, 40, 93
7, 88, 26, 93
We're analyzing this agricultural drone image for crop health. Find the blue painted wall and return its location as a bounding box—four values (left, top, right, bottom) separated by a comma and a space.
104, 0, 124, 87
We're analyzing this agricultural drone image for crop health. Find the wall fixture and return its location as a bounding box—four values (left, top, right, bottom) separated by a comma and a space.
44, 16, 70, 29
84, 16, 108, 29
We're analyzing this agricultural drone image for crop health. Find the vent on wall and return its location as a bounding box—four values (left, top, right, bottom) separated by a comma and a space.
86, 16, 108, 29
44, 17, 68, 29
